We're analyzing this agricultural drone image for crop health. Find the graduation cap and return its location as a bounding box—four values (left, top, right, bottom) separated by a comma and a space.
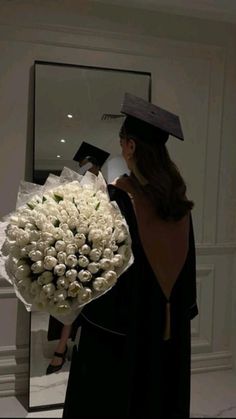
73, 141, 110, 168
120, 93, 184, 143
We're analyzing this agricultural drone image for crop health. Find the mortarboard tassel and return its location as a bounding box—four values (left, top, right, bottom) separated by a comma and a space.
163, 301, 171, 341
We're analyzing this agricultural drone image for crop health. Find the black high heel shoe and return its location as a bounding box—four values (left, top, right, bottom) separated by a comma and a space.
46, 346, 68, 375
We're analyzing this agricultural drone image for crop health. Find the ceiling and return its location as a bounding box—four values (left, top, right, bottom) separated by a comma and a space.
34, 63, 150, 176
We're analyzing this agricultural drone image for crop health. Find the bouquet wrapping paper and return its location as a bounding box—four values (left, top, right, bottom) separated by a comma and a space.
0, 167, 133, 324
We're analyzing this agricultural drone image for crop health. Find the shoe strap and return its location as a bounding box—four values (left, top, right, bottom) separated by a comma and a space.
54, 350, 66, 358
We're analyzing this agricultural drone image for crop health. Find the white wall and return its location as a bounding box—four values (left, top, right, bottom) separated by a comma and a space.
0, 0, 236, 396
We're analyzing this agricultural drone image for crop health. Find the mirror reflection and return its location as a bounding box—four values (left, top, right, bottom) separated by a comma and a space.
30, 61, 151, 410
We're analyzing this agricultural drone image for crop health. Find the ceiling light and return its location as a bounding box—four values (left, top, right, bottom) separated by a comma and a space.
57, 155, 61, 158
67, 114, 73, 119
60, 139, 66, 143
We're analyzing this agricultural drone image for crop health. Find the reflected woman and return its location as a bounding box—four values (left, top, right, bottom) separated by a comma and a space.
46, 148, 110, 375
63, 93, 198, 418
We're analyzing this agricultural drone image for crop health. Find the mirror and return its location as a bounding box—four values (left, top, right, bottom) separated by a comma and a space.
30, 61, 151, 411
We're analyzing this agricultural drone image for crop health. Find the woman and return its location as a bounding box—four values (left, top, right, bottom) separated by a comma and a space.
46, 153, 109, 375
63, 93, 198, 418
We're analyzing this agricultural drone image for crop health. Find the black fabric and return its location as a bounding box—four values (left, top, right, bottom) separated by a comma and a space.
121, 93, 184, 141
73, 141, 110, 166
47, 312, 81, 342
62, 184, 198, 418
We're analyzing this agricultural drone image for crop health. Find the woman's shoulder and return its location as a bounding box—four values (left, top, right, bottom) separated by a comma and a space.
107, 179, 133, 203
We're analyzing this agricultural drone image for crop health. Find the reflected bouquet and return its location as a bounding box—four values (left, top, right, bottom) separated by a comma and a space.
0, 167, 133, 324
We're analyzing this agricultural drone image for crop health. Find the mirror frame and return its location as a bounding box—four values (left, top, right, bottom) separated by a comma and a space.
28, 60, 151, 412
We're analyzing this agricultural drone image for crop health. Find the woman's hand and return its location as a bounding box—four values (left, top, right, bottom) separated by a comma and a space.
111, 174, 138, 197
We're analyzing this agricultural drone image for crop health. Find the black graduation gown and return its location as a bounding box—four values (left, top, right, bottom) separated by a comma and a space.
62, 185, 198, 418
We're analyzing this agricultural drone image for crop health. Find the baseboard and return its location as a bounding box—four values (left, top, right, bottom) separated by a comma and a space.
0, 345, 29, 397
191, 350, 232, 373
0, 344, 233, 396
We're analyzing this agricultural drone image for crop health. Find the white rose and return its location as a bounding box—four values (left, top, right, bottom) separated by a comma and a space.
6, 225, 19, 240
88, 228, 103, 243
76, 223, 89, 234
87, 262, 100, 274
92, 277, 109, 292
78, 214, 88, 223
63, 230, 74, 243
77, 287, 92, 304
68, 281, 83, 297
2, 240, 20, 258
44, 256, 57, 270
54, 263, 66, 276
47, 215, 58, 225
79, 244, 91, 255
15, 264, 31, 280
29, 230, 40, 242
17, 217, 28, 228
77, 269, 92, 283
65, 269, 77, 282
109, 241, 118, 252
78, 255, 89, 268
31, 260, 45, 274
37, 241, 49, 252
74, 233, 86, 247
102, 270, 117, 287
44, 224, 56, 235
20, 247, 29, 258
30, 281, 41, 297
17, 277, 31, 292
42, 283, 56, 298
116, 229, 127, 243
103, 248, 114, 259
44, 246, 57, 257
59, 215, 68, 224
118, 244, 131, 261
65, 244, 77, 255
25, 222, 36, 231
15, 231, 30, 246
60, 223, 69, 232
57, 251, 67, 264
41, 232, 55, 245
26, 242, 37, 252
112, 254, 124, 268
68, 216, 78, 229
114, 219, 123, 228
57, 276, 70, 290
36, 294, 48, 308
29, 250, 43, 262
99, 258, 113, 271
37, 271, 53, 285
54, 228, 64, 240
10, 244, 21, 259
55, 240, 66, 252
89, 248, 102, 262
66, 254, 78, 268
9, 215, 19, 225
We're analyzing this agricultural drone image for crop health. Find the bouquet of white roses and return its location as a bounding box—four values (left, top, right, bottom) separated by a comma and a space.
0, 167, 133, 324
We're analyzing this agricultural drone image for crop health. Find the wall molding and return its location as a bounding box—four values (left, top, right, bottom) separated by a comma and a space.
196, 243, 236, 255
0, 345, 28, 397
0, 345, 232, 396
191, 265, 215, 353
0, 22, 225, 61
0, 13, 234, 398
191, 351, 232, 373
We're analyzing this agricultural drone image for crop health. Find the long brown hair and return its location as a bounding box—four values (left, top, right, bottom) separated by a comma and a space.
120, 121, 194, 221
